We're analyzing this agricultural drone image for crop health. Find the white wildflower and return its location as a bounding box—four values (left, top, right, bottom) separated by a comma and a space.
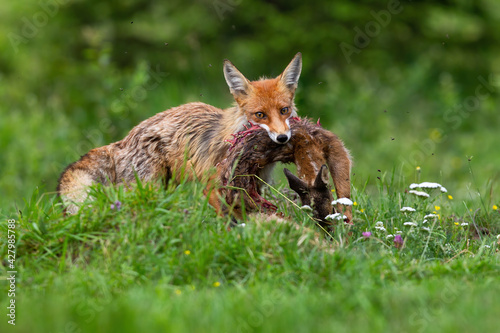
409, 190, 430, 198
418, 182, 443, 189
300, 205, 313, 212
421, 227, 431, 232
497, 234, 500, 239
409, 182, 447, 193
461, 223, 469, 226
400, 206, 416, 212
396, 230, 403, 234
424, 214, 438, 219
386, 234, 394, 239
238, 223, 246, 228
404, 222, 418, 227
332, 198, 353, 206
482, 245, 491, 249
422, 219, 428, 224
325, 213, 347, 221
375, 221, 384, 227
375, 226, 387, 232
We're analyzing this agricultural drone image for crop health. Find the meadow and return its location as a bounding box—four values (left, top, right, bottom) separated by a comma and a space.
1, 172, 499, 332
1, 0, 500, 332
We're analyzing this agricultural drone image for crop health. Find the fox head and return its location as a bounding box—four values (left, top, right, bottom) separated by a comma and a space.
223, 53, 302, 144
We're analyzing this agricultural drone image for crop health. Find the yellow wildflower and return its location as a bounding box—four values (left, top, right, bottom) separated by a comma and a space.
175, 289, 182, 295
430, 129, 442, 141
493, 205, 498, 210
454, 222, 459, 226
360, 208, 365, 213
448, 195, 453, 200
434, 206, 441, 211
184, 250, 191, 255
416, 166, 421, 171
213, 281, 221, 287
353, 201, 358, 206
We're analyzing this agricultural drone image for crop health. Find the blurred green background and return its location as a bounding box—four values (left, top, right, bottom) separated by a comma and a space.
1, 0, 499, 213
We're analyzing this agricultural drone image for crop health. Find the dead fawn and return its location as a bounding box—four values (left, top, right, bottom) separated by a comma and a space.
58, 53, 303, 214
215, 117, 352, 229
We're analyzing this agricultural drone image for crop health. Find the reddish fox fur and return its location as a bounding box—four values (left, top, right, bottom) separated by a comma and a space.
58, 54, 302, 214
216, 118, 352, 226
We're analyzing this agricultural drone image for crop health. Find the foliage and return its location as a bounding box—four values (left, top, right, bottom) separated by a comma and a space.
1, 0, 500, 210
1, 1, 500, 331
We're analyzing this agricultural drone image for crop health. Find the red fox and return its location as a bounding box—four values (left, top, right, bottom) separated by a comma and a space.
58, 53, 303, 214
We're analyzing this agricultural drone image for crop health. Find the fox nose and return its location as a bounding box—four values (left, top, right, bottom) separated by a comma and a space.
276, 134, 289, 143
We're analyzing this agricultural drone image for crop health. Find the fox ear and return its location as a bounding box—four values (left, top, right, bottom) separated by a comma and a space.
279, 52, 302, 91
223, 59, 251, 97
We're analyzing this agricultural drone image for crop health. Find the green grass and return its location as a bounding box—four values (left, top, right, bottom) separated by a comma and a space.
2, 1, 500, 331
1, 173, 499, 332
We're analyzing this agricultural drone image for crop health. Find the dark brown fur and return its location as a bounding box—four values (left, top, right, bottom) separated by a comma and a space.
216, 118, 352, 226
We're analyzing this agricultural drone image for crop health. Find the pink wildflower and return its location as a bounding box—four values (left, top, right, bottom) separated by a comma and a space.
394, 234, 404, 248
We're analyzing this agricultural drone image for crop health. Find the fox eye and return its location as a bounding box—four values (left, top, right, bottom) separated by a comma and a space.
280, 107, 289, 115
255, 112, 265, 119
